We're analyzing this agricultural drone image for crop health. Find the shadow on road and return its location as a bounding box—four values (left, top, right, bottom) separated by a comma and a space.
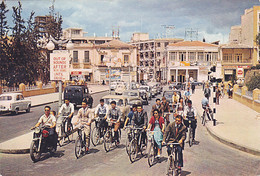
89, 148, 100, 154
181, 170, 191, 176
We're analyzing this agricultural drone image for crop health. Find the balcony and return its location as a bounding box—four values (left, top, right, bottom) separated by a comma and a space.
83, 63, 91, 69
72, 63, 80, 69
222, 59, 253, 65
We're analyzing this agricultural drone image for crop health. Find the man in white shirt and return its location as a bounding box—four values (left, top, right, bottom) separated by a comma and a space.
94, 99, 109, 132
56, 99, 74, 136
184, 100, 197, 142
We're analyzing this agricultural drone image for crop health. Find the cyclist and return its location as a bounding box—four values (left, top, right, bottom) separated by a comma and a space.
131, 105, 148, 146
94, 99, 109, 132
31, 106, 57, 152
56, 99, 74, 137
204, 84, 211, 100
151, 98, 163, 116
184, 87, 191, 105
183, 100, 197, 142
162, 115, 186, 171
124, 104, 137, 127
147, 109, 165, 157
107, 101, 122, 145
175, 97, 185, 117
172, 91, 180, 111
73, 100, 94, 152
201, 94, 212, 121
161, 96, 170, 126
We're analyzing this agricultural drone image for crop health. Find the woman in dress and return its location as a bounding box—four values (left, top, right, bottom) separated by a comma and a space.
147, 109, 165, 157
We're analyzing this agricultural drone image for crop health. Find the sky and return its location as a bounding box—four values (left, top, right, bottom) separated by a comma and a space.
3, 0, 260, 43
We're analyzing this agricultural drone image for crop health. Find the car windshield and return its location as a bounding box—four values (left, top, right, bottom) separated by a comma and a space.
0, 96, 12, 101
104, 98, 124, 106
140, 87, 148, 91
123, 92, 138, 96
164, 92, 173, 99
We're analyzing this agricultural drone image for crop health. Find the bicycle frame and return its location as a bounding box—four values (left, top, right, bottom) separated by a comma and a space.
165, 142, 181, 176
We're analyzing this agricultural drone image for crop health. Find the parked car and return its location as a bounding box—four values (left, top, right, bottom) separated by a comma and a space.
0, 93, 31, 115
115, 84, 126, 95
162, 90, 182, 112
102, 95, 131, 124
122, 90, 146, 105
169, 82, 182, 90
64, 85, 93, 108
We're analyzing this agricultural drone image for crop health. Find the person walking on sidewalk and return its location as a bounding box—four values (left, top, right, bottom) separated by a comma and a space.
162, 115, 186, 171
73, 100, 94, 152
216, 87, 221, 105
56, 99, 74, 137
191, 83, 195, 94
204, 84, 211, 100
183, 100, 197, 142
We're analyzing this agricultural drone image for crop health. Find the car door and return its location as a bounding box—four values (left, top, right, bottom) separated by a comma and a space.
14, 95, 21, 111
19, 95, 26, 110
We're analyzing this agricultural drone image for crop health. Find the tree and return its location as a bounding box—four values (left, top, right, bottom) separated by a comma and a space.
246, 73, 260, 91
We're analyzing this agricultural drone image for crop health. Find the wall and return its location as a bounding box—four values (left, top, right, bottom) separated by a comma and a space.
19, 82, 57, 97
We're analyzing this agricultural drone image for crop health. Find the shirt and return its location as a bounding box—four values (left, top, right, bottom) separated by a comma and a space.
38, 114, 56, 127
74, 107, 93, 125
184, 91, 191, 97
172, 94, 180, 104
59, 103, 74, 116
108, 107, 122, 121
184, 106, 197, 118
95, 104, 109, 116
201, 97, 209, 106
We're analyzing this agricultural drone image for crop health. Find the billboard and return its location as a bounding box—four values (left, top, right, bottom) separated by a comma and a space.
106, 69, 121, 80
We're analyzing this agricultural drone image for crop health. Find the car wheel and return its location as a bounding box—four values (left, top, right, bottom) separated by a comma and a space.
12, 108, 19, 115
26, 105, 31, 113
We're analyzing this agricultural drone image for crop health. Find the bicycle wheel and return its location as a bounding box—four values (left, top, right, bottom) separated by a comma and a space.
202, 112, 206, 126
147, 142, 155, 167
167, 156, 174, 176
75, 136, 82, 159
126, 133, 132, 155
91, 127, 100, 146
129, 139, 137, 163
67, 122, 74, 142
104, 131, 112, 152
188, 127, 192, 147
58, 125, 65, 147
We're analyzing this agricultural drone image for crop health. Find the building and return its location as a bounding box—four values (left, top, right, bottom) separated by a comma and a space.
94, 40, 138, 84
35, 15, 57, 37
167, 41, 220, 83
63, 28, 113, 82
130, 33, 183, 83
221, 6, 260, 81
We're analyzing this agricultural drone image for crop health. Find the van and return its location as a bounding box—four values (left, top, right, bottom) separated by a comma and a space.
64, 85, 93, 108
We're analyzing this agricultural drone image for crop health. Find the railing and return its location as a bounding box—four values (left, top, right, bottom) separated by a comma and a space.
236, 88, 242, 94
222, 60, 252, 64
2, 87, 20, 93
246, 90, 253, 98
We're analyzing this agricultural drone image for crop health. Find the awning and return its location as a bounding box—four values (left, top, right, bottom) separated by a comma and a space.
70, 69, 92, 76
224, 70, 233, 75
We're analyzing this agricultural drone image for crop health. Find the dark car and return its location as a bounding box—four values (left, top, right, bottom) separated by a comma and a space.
64, 85, 93, 108
163, 90, 182, 112
169, 82, 182, 90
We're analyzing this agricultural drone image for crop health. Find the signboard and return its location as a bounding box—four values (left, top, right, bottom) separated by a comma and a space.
237, 66, 244, 78
106, 69, 121, 80
50, 52, 70, 81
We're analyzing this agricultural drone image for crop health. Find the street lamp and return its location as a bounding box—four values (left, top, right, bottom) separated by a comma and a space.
44, 36, 74, 107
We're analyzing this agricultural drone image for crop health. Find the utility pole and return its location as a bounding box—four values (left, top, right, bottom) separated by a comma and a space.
161, 25, 175, 38
185, 28, 198, 41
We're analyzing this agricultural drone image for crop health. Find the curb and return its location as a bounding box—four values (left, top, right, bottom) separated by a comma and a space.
205, 126, 260, 157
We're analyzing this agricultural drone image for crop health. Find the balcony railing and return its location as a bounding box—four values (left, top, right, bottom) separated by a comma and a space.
222, 60, 252, 64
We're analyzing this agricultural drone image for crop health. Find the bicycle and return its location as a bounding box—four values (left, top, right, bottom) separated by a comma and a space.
164, 142, 181, 176
184, 118, 196, 147
163, 112, 172, 128
147, 130, 160, 167
75, 125, 86, 159
91, 116, 106, 146
57, 116, 74, 147
124, 126, 134, 155
201, 106, 212, 126
128, 127, 146, 163
103, 120, 121, 152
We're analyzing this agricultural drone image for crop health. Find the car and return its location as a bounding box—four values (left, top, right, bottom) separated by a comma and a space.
0, 93, 31, 115
162, 90, 182, 112
102, 95, 131, 124
122, 90, 146, 105
115, 84, 127, 95
169, 82, 182, 90
64, 85, 93, 108
139, 85, 152, 100
110, 82, 118, 91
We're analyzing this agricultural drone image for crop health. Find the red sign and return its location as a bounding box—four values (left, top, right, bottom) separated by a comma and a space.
237, 70, 243, 75
71, 71, 82, 76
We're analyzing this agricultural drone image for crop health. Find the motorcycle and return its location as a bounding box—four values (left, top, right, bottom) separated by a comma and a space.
30, 126, 58, 162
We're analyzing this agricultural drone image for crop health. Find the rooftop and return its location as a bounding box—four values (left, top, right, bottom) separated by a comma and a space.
98, 39, 134, 49
168, 41, 218, 47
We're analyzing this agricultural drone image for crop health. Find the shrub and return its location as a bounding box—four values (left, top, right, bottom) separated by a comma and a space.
246, 73, 260, 91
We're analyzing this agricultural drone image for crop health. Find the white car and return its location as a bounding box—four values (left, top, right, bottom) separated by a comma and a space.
0, 93, 31, 115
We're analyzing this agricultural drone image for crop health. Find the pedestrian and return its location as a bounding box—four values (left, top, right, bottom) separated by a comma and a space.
191, 83, 195, 94
228, 84, 233, 98
204, 84, 211, 100
216, 87, 221, 105
202, 81, 205, 91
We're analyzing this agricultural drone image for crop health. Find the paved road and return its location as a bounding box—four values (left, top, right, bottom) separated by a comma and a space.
0, 91, 107, 143
0, 89, 260, 176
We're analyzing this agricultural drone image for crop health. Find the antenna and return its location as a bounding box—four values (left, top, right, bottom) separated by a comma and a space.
49, 0, 55, 16
185, 28, 198, 41
112, 25, 120, 39
161, 25, 175, 38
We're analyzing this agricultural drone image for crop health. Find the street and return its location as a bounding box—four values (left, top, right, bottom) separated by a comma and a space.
0, 88, 259, 176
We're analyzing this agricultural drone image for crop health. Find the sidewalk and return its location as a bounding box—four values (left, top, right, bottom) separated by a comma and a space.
191, 88, 260, 156
0, 84, 109, 154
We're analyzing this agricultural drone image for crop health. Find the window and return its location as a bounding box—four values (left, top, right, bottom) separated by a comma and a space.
101, 55, 104, 63
234, 53, 242, 62
73, 51, 78, 63
198, 52, 204, 62
72, 30, 80, 35
164, 42, 169, 47
157, 43, 161, 47
212, 53, 218, 62
157, 52, 160, 57
188, 52, 196, 62
179, 52, 186, 61
124, 55, 129, 64
84, 51, 90, 63
169, 52, 176, 62
223, 53, 232, 63
205, 52, 212, 62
